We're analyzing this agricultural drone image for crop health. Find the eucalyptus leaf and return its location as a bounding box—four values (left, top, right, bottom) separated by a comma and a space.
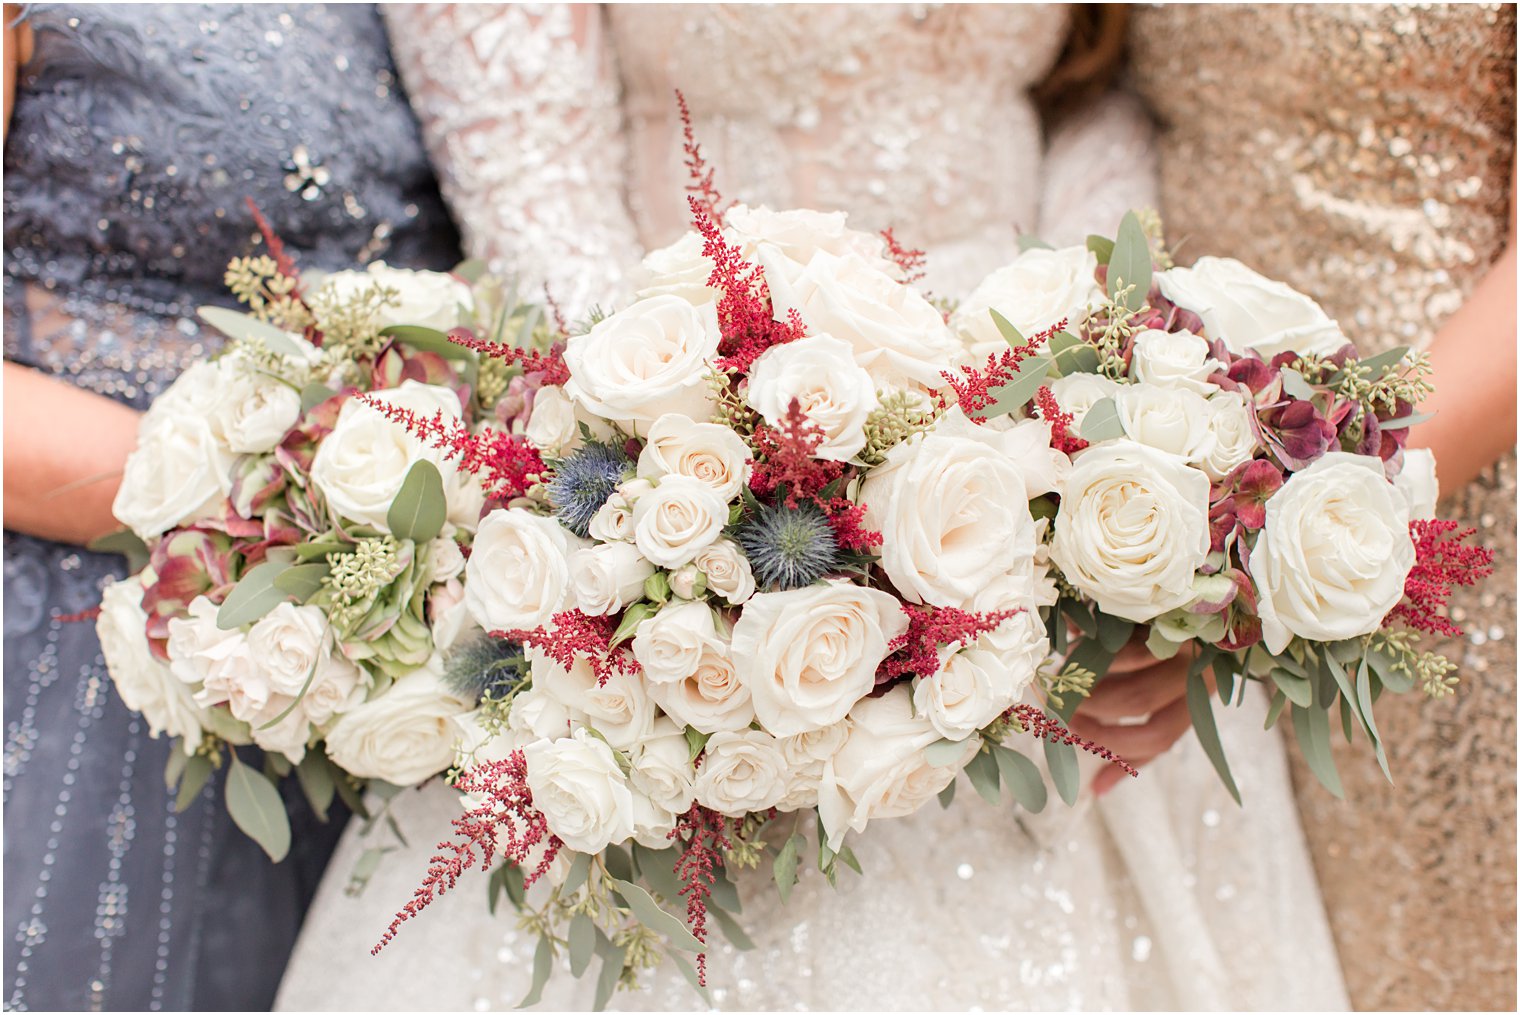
670, 952, 712, 1007
332, 772, 369, 821
1107, 211, 1152, 311
965, 748, 1001, 806
984, 355, 1054, 418
387, 460, 447, 544
174, 754, 213, 813
1186, 668, 1241, 805
683, 725, 711, 763
291, 538, 346, 562
773, 833, 803, 904
630, 843, 685, 903
924, 738, 969, 768
1061, 599, 1098, 638
1357, 656, 1392, 782
562, 851, 592, 895
1044, 737, 1080, 806
989, 309, 1026, 348
378, 324, 472, 360
1086, 234, 1116, 265
992, 744, 1047, 813
835, 843, 862, 876
708, 868, 741, 914
199, 306, 307, 357
1292, 704, 1344, 798
296, 750, 335, 822
1094, 612, 1135, 654
709, 904, 755, 950
1354, 345, 1412, 374
568, 912, 596, 978
1079, 396, 1124, 443
611, 602, 655, 649
164, 745, 189, 791
225, 754, 291, 861
517, 934, 552, 1009
1378, 411, 1434, 431
273, 562, 329, 602
300, 382, 337, 413
938, 776, 957, 809
1278, 368, 1318, 401
87, 529, 150, 572
1048, 330, 1101, 374
610, 878, 704, 951
216, 560, 294, 630
1339, 694, 1357, 744
1017, 234, 1054, 252
1264, 689, 1288, 731
1269, 668, 1313, 708
1214, 654, 1238, 706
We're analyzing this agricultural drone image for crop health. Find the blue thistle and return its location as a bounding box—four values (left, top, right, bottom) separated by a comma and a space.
737, 501, 840, 591
444, 635, 530, 703
548, 440, 630, 537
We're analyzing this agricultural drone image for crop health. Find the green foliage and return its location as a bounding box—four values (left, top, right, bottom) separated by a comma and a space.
859, 389, 940, 465
223, 254, 312, 330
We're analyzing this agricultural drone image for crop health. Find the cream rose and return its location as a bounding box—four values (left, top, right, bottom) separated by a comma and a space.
952, 246, 1100, 358
310, 380, 484, 532
1157, 257, 1348, 358
523, 730, 636, 853
1128, 328, 1223, 395
317, 262, 473, 332
725, 204, 896, 275
761, 248, 962, 391
588, 481, 644, 543
745, 334, 879, 461
776, 719, 852, 810
569, 542, 655, 617
692, 729, 790, 817
1394, 448, 1439, 521
246, 603, 331, 696
631, 475, 729, 569
524, 385, 580, 453
114, 402, 234, 540
530, 650, 655, 752
99, 579, 207, 752
635, 414, 752, 500
563, 295, 720, 431
1201, 391, 1261, 481
629, 719, 698, 816
677, 538, 756, 605
323, 663, 473, 786
860, 410, 1041, 607
631, 600, 724, 685
817, 685, 977, 849
464, 509, 579, 632
634, 232, 719, 305
208, 371, 303, 454
504, 684, 581, 748
1114, 383, 1217, 465
1252, 453, 1416, 653
1048, 372, 1121, 431
913, 648, 1021, 742
1050, 440, 1212, 623
645, 637, 755, 735
731, 580, 908, 736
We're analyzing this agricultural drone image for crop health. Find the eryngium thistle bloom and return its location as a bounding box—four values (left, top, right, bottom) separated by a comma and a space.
548, 440, 630, 537
737, 501, 840, 590
444, 635, 529, 702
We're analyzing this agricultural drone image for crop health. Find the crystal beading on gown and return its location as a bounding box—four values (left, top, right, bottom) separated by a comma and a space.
1131, 5, 1517, 1010
276, 5, 1347, 1010
2, 5, 459, 1009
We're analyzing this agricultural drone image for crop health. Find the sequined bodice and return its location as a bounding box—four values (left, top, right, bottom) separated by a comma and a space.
3, 3, 459, 408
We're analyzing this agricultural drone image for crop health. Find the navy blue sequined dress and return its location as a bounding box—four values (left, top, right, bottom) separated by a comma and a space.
2, 5, 459, 1009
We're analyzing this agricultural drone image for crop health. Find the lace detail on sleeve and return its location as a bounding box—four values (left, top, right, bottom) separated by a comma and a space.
1037, 91, 1161, 247
383, 3, 642, 318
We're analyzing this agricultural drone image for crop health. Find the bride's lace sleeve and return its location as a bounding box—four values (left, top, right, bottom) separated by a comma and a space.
383, 3, 641, 316
1037, 90, 1160, 247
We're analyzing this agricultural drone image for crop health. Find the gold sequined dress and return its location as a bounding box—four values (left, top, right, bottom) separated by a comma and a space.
1132, 5, 1517, 1010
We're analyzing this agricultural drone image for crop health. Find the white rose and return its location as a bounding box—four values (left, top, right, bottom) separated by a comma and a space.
1114, 383, 1217, 465
629, 719, 698, 816
745, 334, 879, 461
524, 385, 580, 453
631, 794, 681, 850
636, 414, 752, 500
1157, 257, 1348, 358
1050, 440, 1212, 623
762, 249, 961, 391
165, 607, 273, 723
951, 247, 1101, 359
1394, 448, 1440, 521
324, 663, 473, 786
731, 580, 908, 736
113, 404, 233, 540
523, 730, 636, 853
966, 587, 1051, 683
631, 475, 729, 569
208, 370, 303, 454
246, 603, 330, 696
777, 719, 851, 811
317, 262, 473, 332
563, 295, 720, 432
1048, 372, 1121, 431
980, 414, 1073, 499
686, 538, 756, 605
1252, 453, 1416, 653
310, 381, 485, 532
99, 579, 207, 752
589, 482, 642, 543
725, 204, 896, 275
530, 651, 654, 752
166, 595, 239, 689
692, 728, 790, 817
913, 648, 1022, 742
504, 684, 580, 748
297, 651, 364, 727
569, 542, 655, 617
860, 410, 1040, 607
632, 600, 724, 685
465, 509, 579, 632
428, 579, 475, 654
817, 685, 976, 850
1202, 391, 1261, 482
634, 232, 719, 305
646, 637, 755, 735
1129, 328, 1223, 395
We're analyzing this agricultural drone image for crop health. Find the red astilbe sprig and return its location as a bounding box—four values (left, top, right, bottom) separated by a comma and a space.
1033, 384, 1088, 454
373, 752, 560, 955
670, 804, 732, 986
541, 285, 569, 339
690, 196, 808, 375
357, 397, 547, 502
879, 227, 927, 284
1004, 703, 1139, 779
497, 609, 640, 688
442, 326, 570, 386
245, 197, 303, 295
748, 400, 884, 551
677, 89, 724, 223
876, 604, 1020, 685
938, 318, 1066, 422
1384, 519, 1496, 638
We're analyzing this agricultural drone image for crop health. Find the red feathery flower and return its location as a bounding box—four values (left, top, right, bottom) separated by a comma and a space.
939, 319, 1065, 422
443, 327, 569, 386
876, 604, 1020, 685
1385, 519, 1496, 637
879, 227, 927, 284
373, 752, 559, 954
671, 804, 732, 985
749, 400, 845, 506
1005, 703, 1138, 779
690, 198, 808, 375
677, 89, 724, 224
497, 610, 640, 688
1034, 384, 1088, 454
245, 197, 303, 296
357, 397, 547, 503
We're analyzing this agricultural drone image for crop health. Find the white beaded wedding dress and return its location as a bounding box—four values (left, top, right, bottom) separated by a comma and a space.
276, 6, 1349, 1010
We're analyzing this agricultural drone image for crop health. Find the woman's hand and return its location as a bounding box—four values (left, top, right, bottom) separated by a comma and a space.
1069, 635, 1200, 797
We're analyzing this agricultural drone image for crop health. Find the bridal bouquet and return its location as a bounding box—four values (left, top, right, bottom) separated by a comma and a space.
94, 219, 555, 861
